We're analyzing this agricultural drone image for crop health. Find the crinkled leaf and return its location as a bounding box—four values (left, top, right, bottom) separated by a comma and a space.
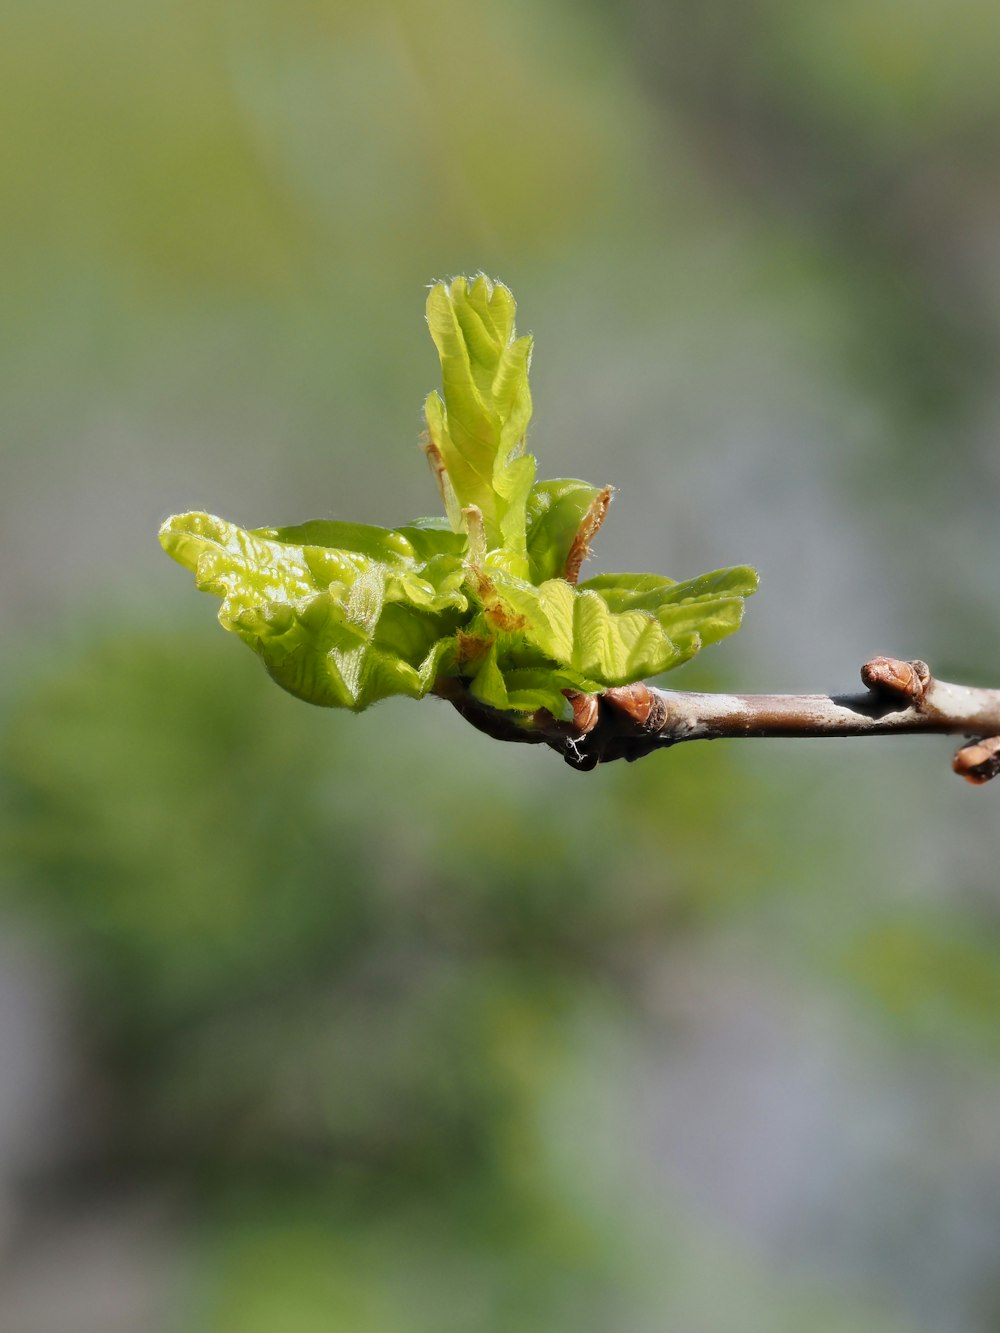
468, 564, 757, 694
575, 571, 675, 611
160, 512, 466, 711
467, 644, 581, 721
161, 512, 323, 615
423, 276, 535, 571
258, 518, 467, 565
579, 566, 759, 612
388, 557, 467, 615
579, 567, 757, 660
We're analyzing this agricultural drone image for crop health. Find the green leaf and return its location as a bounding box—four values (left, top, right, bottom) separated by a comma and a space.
579, 566, 759, 612
525, 478, 606, 584
465, 563, 758, 697
255, 518, 467, 565
161, 512, 323, 614
577, 566, 759, 667
466, 644, 579, 720
160, 512, 466, 712
423, 276, 535, 573
575, 571, 675, 612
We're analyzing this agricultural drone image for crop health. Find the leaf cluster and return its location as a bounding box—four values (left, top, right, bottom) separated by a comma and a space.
161, 276, 757, 720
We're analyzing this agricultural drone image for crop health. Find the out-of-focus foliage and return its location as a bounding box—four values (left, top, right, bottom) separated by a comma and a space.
0, 629, 919, 1331
0, 629, 718, 1168
4, 0, 1000, 1330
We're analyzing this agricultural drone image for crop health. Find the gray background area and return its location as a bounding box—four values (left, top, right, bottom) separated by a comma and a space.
3, 1, 1000, 1328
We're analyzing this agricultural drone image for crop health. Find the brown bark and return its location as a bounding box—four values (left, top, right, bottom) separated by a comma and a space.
443, 658, 1000, 781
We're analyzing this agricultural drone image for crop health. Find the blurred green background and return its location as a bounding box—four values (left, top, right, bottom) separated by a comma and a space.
3, 1, 1000, 1329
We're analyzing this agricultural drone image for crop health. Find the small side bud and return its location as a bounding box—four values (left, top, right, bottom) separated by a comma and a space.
861, 657, 931, 704
563, 690, 600, 735
604, 682, 656, 727
953, 736, 1000, 785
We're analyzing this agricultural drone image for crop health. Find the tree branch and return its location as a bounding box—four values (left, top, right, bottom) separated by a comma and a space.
442, 658, 1000, 783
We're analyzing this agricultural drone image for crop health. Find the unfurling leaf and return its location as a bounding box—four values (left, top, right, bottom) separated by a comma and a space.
423, 275, 535, 576
525, 478, 608, 584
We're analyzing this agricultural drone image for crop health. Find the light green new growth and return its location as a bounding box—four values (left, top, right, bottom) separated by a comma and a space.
160, 275, 758, 723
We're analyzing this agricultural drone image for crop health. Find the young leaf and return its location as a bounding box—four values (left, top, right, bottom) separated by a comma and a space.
525, 479, 607, 584
578, 566, 759, 613
159, 512, 466, 711
462, 565, 755, 699
423, 276, 536, 573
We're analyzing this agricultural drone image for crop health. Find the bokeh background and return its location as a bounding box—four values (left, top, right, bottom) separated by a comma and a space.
4, 1, 1000, 1329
